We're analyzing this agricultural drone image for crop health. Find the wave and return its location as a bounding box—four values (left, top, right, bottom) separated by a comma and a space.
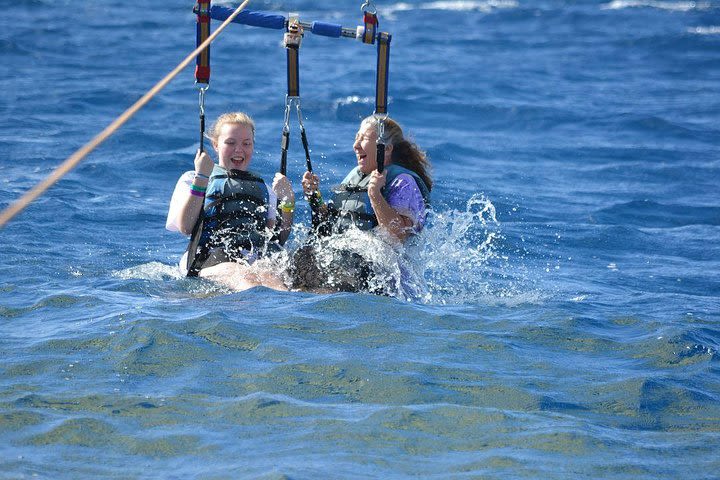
385, 0, 518, 14
689, 26, 720, 35
602, 0, 712, 11
593, 200, 720, 228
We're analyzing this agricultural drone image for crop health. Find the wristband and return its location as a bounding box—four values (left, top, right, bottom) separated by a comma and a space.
190, 183, 207, 193
279, 201, 295, 213
194, 172, 210, 179
308, 190, 324, 208
189, 189, 205, 198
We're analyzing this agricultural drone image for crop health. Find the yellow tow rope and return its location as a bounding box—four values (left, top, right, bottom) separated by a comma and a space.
0, 0, 252, 229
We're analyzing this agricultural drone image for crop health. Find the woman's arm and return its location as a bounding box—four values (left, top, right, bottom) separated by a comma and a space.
174, 150, 214, 235
272, 173, 295, 245
367, 171, 416, 243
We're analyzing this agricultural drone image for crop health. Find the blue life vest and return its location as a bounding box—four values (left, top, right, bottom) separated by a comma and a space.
327, 164, 431, 234
186, 166, 277, 276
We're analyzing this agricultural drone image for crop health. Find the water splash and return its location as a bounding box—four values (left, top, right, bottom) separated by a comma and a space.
293, 194, 538, 305
123, 195, 539, 305
113, 262, 182, 282
410, 194, 517, 305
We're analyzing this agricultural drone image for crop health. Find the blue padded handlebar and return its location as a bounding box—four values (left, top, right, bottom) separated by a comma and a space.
209, 6, 349, 38
210, 6, 286, 29
311, 21, 343, 38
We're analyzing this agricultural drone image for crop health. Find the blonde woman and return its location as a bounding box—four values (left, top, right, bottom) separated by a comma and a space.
166, 112, 295, 278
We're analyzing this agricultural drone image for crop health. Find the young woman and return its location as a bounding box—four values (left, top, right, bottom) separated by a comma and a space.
166, 112, 295, 277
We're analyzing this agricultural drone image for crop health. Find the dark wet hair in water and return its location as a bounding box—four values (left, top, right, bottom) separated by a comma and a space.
288, 245, 325, 290
288, 243, 373, 293
361, 116, 433, 191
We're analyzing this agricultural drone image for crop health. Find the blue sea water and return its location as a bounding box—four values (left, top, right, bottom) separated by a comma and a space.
1, 0, 720, 477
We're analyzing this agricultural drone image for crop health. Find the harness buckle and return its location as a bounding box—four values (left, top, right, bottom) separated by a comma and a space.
284, 13, 303, 48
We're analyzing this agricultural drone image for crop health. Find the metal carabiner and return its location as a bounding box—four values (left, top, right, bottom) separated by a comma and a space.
282, 95, 293, 133
361, 1, 377, 14
197, 84, 209, 116
373, 113, 387, 142
295, 100, 306, 129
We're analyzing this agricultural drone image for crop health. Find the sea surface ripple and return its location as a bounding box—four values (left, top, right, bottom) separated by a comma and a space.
1, 0, 719, 478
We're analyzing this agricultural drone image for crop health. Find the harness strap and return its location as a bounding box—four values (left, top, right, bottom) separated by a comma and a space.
361, 11, 378, 44
279, 16, 303, 176
374, 31, 391, 174
296, 102, 313, 173
194, 1, 212, 84
185, 211, 207, 277
205, 192, 267, 214
286, 46, 300, 98
279, 125, 290, 176
209, 210, 265, 228
375, 32, 391, 116
285, 16, 302, 97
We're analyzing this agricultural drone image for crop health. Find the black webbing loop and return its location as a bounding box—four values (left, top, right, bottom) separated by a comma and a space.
376, 143, 385, 173
375, 117, 385, 173
279, 94, 292, 175
280, 129, 290, 176
300, 126, 312, 173
295, 102, 313, 173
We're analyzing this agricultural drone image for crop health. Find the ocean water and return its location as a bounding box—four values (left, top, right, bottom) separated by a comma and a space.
1, 0, 719, 478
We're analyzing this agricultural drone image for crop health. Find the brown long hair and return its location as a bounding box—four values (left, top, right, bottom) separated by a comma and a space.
361, 116, 433, 191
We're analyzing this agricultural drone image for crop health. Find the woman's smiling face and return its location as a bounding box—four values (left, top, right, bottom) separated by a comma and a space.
353, 122, 378, 174
215, 123, 254, 171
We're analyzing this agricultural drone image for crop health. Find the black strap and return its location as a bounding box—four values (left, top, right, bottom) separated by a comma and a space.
300, 124, 312, 173
185, 210, 207, 277
279, 129, 289, 176
199, 110, 206, 153
376, 143, 385, 173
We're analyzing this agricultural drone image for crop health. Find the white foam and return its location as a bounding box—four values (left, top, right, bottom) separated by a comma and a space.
385, 0, 518, 14
113, 261, 183, 281
688, 26, 720, 35
602, 0, 711, 11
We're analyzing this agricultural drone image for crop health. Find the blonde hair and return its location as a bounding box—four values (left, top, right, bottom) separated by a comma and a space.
208, 112, 255, 141
361, 116, 433, 191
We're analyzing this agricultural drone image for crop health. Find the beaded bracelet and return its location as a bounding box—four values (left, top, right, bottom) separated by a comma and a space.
194, 172, 210, 179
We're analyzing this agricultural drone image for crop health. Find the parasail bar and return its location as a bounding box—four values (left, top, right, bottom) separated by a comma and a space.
206, 6, 361, 40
